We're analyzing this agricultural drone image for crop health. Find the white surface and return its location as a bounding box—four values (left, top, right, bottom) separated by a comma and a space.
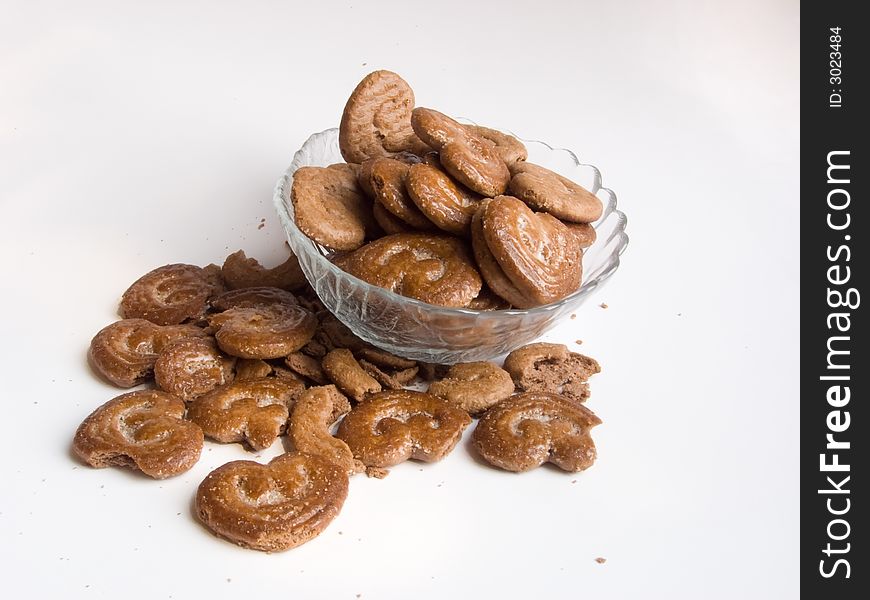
0, 1, 799, 598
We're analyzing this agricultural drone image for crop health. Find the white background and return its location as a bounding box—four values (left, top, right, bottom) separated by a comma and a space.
0, 1, 799, 598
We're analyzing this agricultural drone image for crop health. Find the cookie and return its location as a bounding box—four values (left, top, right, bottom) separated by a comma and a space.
502, 342, 600, 404
234, 358, 275, 381
508, 161, 603, 223
358, 359, 419, 390
338, 70, 429, 163
563, 221, 597, 248
210, 286, 299, 311
207, 304, 317, 359
321, 348, 381, 402
335, 390, 472, 467
465, 285, 512, 311
316, 313, 368, 352
88, 319, 208, 388
284, 351, 328, 385
427, 361, 514, 415
464, 124, 527, 165
334, 233, 482, 307
481, 195, 582, 306
355, 347, 417, 370
291, 164, 374, 251
472, 392, 601, 472
411, 107, 510, 197
373, 199, 412, 234
154, 337, 236, 402
120, 263, 216, 325
195, 452, 349, 552
470, 201, 535, 308
72, 390, 203, 479
221, 250, 307, 291
289, 385, 364, 475
361, 157, 433, 229
187, 378, 305, 451
405, 162, 482, 236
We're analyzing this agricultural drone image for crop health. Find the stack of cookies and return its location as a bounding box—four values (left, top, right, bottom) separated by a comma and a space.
291, 71, 602, 309
74, 252, 603, 552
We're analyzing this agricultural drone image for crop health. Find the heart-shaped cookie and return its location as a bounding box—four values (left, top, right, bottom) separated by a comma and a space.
405, 162, 482, 236
335, 390, 472, 467
481, 195, 582, 306
195, 452, 349, 552
73, 390, 203, 479
207, 303, 317, 359
187, 378, 305, 451
472, 392, 602, 472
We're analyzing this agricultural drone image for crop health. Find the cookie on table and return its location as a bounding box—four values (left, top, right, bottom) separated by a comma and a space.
502, 342, 600, 404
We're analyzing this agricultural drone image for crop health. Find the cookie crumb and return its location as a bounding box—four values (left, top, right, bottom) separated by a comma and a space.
677, 312, 682, 316
226, 578, 231, 583
574, 339, 583, 345
258, 223, 265, 230
599, 303, 608, 309
338, 531, 343, 535
365, 467, 390, 479
571, 479, 577, 484
595, 557, 607, 564
570, 313, 577, 320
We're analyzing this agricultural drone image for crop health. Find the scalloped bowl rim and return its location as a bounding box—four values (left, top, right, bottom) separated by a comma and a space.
273, 128, 629, 318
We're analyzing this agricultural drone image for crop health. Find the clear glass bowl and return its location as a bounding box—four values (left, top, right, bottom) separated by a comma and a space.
273, 127, 629, 363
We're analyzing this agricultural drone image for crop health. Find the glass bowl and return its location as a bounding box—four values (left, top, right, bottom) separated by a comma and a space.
273, 127, 628, 363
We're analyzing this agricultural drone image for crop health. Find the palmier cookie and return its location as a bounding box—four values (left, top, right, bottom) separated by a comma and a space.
154, 337, 236, 402
321, 348, 381, 402
428, 362, 514, 415
221, 250, 306, 291
88, 319, 208, 387
406, 162, 482, 236
73, 390, 203, 479
289, 385, 365, 475
187, 378, 305, 451
411, 107, 510, 197
503, 342, 600, 404
334, 233, 482, 307
291, 164, 373, 251
195, 452, 349, 552
481, 195, 582, 306
361, 157, 432, 229
338, 70, 429, 163
336, 390, 472, 468
471, 200, 535, 308
207, 303, 317, 359
508, 161, 603, 223
210, 286, 298, 311
472, 392, 602, 472
120, 263, 216, 325
465, 124, 527, 165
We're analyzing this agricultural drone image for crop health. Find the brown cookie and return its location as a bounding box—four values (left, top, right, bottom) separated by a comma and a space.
358, 359, 419, 390
372, 200, 412, 234
321, 348, 381, 402
428, 361, 515, 415
362, 157, 433, 229
338, 70, 429, 163
88, 319, 208, 388
154, 337, 236, 402
355, 347, 417, 370
316, 313, 368, 352
336, 390, 472, 467
472, 392, 601, 472
195, 452, 349, 552
563, 221, 597, 248
502, 342, 600, 404
234, 358, 275, 381
482, 195, 582, 306
411, 107, 509, 197
289, 385, 365, 475
508, 161, 603, 223
73, 390, 203, 479
120, 263, 216, 325
405, 162, 482, 236
470, 201, 535, 308
187, 378, 305, 451
334, 233, 482, 307
465, 124, 527, 165
291, 164, 373, 251
207, 304, 317, 359
210, 286, 299, 311
465, 285, 512, 311
284, 351, 328, 385
221, 250, 306, 291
